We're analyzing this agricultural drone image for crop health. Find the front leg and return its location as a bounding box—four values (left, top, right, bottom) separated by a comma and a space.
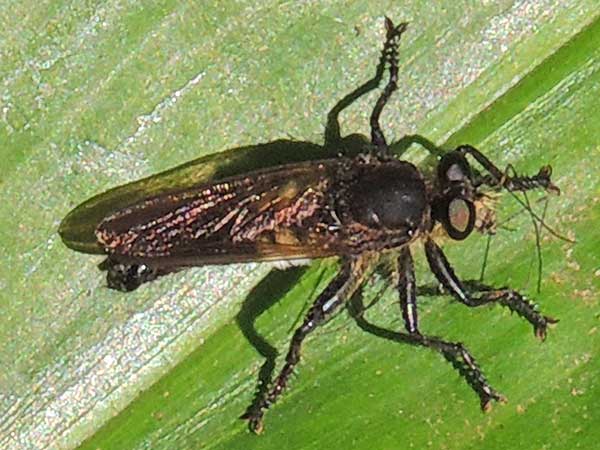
424, 238, 558, 340
456, 144, 560, 194
243, 253, 376, 433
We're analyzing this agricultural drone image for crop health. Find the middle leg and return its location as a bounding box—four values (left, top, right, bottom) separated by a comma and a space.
394, 246, 504, 409
370, 18, 407, 153
325, 18, 408, 150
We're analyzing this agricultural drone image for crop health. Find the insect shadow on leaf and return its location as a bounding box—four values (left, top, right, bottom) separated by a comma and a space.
236, 266, 310, 415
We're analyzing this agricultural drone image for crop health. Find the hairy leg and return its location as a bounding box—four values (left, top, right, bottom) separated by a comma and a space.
370, 18, 407, 154
324, 18, 408, 150
424, 237, 558, 340
243, 253, 377, 433
393, 246, 504, 409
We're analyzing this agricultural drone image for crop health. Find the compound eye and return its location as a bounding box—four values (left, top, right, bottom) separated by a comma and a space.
444, 198, 475, 240
439, 152, 471, 184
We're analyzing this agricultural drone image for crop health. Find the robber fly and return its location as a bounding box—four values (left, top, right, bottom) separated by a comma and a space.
60, 18, 560, 433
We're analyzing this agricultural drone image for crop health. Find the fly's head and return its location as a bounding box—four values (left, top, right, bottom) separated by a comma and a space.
431, 151, 481, 241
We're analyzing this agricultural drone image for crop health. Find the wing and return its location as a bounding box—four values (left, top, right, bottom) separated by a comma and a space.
59, 140, 350, 254
96, 159, 366, 266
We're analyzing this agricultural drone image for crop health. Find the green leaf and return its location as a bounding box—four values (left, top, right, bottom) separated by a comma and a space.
1, 3, 598, 450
